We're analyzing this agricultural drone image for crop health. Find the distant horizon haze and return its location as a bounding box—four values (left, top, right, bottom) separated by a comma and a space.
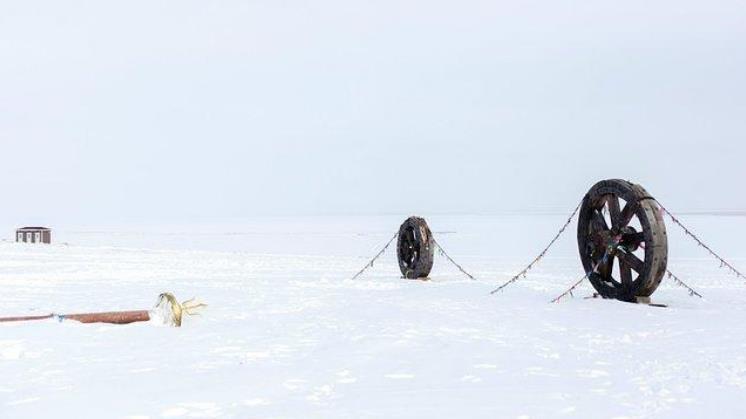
2, 1, 745, 228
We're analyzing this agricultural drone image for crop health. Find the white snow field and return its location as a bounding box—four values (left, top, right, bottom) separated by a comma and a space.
2, 214, 746, 418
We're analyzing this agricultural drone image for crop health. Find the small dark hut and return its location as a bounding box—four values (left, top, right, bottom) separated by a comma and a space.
16, 227, 52, 244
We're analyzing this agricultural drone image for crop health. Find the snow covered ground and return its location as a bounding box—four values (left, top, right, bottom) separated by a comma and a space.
2, 214, 746, 418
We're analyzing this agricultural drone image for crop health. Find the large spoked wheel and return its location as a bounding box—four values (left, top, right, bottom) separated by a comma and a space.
397, 216, 434, 279
577, 179, 668, 302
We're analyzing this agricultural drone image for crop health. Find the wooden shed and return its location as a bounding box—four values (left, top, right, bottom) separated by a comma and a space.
16, 227, 52, 244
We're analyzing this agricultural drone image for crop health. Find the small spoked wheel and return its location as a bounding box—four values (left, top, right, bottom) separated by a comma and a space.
577, 179, 668, 302
397, 216, 434, 279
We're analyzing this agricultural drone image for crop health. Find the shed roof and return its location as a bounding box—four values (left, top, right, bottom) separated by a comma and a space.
17, 227, 51, 231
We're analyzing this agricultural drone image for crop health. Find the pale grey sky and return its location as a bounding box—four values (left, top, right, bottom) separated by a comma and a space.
1, 1, 745, 226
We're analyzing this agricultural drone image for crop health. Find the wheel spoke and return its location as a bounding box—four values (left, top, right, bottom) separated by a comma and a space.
600, 253, 615, 280
594, 254, 621, 287
408, 230, 419, 265
619, 200, 638, 228
591, 209, 609, 232
623, 232, 645, 247
618, 251, 644, 273
402, 229, 417, 267
607, 195, 622, 229
619, 256, 633, 286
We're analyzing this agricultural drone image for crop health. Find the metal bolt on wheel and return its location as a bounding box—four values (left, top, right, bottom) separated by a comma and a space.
397, 216, 434, 279
577, 179, 668, 302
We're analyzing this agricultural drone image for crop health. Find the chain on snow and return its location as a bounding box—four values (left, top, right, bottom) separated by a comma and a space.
352, 200, 736, 299
550, 275, 588, 303
551, 268, 703, 304
665, 270, 703, 298
492, 199, 715, 301
350, 232, 399, 280
489, 201, 583, 295
550, 257, 606, 303
657, 203, 745, 281
432, 238, 477, 280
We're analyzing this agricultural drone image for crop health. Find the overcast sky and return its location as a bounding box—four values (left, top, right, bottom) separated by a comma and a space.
1, 1, 744, 226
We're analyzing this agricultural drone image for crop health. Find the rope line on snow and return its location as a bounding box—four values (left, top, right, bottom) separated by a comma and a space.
637, 240, 703, 298
350, 200, 726, 299
432, 238, 477, 280
550, 275, 589, 303
665, 270, 703, 298
550, 256, 605, 303
350, 232, 399, 280
489, 201, 583, 295
550, 266, 703, 303
657, 203, 746, 281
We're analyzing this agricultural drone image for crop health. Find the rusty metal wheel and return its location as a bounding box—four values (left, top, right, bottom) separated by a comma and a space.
577, 179, 668, 302
397, 216, 434, 279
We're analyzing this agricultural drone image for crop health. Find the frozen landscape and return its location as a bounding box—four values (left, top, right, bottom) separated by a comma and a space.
2, 213, 746, 418
3, 0, 745, 417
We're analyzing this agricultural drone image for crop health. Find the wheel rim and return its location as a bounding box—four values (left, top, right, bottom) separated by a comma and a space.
577, 180, 667, 301
397, 217, 434, 279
